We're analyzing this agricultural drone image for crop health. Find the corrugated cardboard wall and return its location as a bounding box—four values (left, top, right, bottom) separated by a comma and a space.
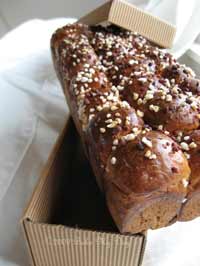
24, 221, 144, 266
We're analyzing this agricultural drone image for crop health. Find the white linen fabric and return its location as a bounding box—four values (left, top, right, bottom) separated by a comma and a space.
0, 1, 200, 265
144, 0, 200, 57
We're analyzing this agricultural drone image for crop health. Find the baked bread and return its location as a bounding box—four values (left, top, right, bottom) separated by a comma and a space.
51, 23, 200, 233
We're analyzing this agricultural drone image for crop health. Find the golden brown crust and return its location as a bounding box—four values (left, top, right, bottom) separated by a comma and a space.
177, 130, 200, 221
51, 23, 198, 233
105, 131, 189, 195
89, 26, 200, 134
187, 130, 200, 190
87, 103, 143, 181
105, 183, 184, 233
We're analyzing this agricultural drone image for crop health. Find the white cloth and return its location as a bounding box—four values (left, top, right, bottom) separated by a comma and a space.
0, 1, 200, 265
144, 0, 200, 57
0, 18, 74, 266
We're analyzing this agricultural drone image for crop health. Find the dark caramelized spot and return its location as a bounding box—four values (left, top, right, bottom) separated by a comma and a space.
136, 142, 145, 151
171, 167, 178, 173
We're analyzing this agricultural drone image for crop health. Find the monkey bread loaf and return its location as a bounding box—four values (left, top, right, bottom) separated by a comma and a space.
51, 23, 200, 234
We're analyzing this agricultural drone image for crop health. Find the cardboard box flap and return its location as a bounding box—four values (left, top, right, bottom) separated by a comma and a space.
79, 0, 176, 48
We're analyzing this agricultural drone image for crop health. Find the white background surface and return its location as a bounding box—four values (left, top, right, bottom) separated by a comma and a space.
0, 1, 200, 266
1, 0, 106, 37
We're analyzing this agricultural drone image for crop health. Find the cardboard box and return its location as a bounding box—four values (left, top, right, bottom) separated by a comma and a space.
78, 0, 176, 48
21, 118, 146, 266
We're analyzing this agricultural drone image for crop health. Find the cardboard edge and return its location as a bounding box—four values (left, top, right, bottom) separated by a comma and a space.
21, 218, 37, 266
23, 218, 146, 240
78, 0, 176, 48
138, 231, 147, 266
78, 1, 111, 25
21, 116, 70, 222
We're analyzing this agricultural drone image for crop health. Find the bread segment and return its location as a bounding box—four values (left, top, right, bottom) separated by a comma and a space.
51, 23, 200, 233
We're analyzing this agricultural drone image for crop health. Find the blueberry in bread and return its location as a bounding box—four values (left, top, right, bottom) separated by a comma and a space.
51, 23, 200, 233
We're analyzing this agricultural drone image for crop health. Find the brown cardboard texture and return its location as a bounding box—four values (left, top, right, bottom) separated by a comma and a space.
78, 0, 176, 48
21, 118, 147, 266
